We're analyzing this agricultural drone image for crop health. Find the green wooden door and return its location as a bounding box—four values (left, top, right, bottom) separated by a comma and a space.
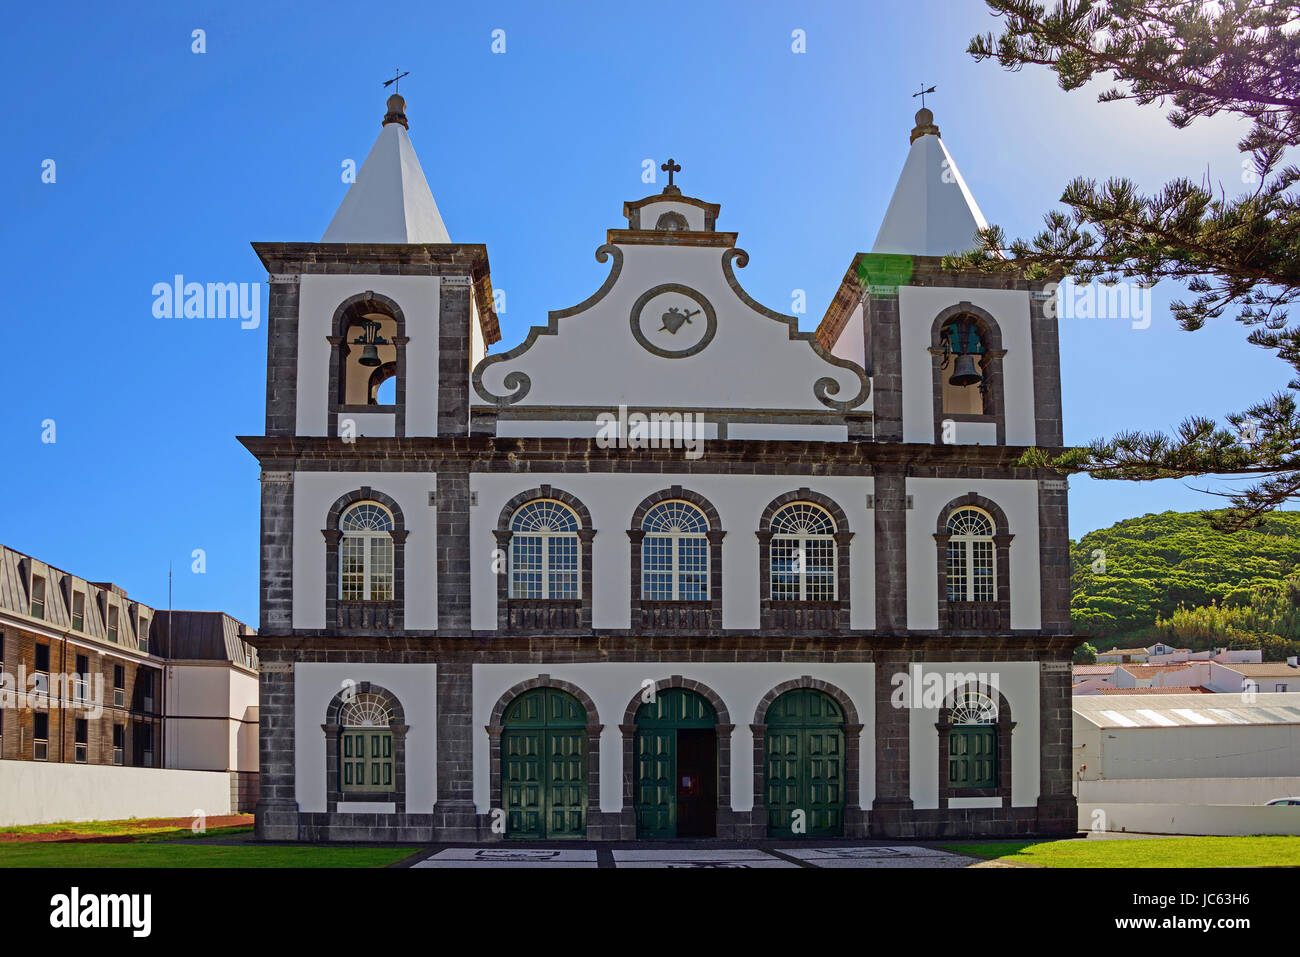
949, 724, 997, 789
634, 688, 716, 838
764, 688, 845, 837
502, 688, 587, 838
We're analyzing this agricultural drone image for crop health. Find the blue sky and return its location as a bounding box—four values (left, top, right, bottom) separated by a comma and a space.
1, 1, 1290, 626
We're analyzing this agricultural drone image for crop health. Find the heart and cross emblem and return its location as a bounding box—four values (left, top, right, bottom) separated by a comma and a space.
659, 306, 700, 335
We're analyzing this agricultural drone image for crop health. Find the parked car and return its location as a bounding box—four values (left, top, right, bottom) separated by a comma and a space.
1265, 797, 1300, 805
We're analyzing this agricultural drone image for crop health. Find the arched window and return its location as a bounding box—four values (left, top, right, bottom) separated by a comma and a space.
339, 503, 394, 601
770, 503, 837, 602
945, 507, 995, 603
510, 500, 580, 600
947, 688, 999, 791
339, 692, 394, 793
641, 501, 709, 601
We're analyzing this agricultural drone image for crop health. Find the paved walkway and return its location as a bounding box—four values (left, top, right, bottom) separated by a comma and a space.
408, 843, 976, 868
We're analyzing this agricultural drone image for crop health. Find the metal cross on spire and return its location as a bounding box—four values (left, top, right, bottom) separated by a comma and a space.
661, 158, 682, 188
384, 68, 410, 93
912, 83, 936, 108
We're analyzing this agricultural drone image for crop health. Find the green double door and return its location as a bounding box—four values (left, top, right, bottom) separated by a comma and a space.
634, 688, 718, 838
765, 689, 846, 837
502, 688, 587, 839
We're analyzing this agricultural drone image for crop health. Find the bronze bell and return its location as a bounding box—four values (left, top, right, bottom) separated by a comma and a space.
358, 343, 382, 367
949, 353, 982, 387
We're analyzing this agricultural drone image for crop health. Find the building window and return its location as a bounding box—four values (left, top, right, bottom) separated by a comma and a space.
75, 654, 89, 701
509, 500, 580, 600
71, 592, 85, 631
947, 690, 999, 790
140, 670, 155, 713
137, 614, 149, 651
33, 712, 49, 761
107, 606, 119, 644
339, 503, 395, 601
641, 501, 709, 601
946, 507, 996, 603
113, 724, 124, 765
113, 665, 125, 708
74, 718, 88, 763
33, 643, 50, 694
30, 576, 45, 619
137, 723, 155, 767
769, 503, 837, 601
339, 694, 394, 793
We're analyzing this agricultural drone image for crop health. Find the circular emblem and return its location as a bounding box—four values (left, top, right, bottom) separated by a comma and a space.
629, 283, 717, 358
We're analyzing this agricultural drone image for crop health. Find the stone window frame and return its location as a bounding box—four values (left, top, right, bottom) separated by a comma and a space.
628, 486, 724, 634
322, 681, 409, 812
935, 683, 1015, 807
749, 676, 864, 832
618, 676, 734, 831
757, 488, 852, 631
326, 291, 410, 438
486, 675, 603, 839
322, 487, 407, 634
929, 302, 1007, 445
493, 485, 595, 634
933, 492, 1013, 634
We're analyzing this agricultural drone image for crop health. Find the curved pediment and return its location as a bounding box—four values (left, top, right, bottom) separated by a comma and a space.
472, 243, 870, 417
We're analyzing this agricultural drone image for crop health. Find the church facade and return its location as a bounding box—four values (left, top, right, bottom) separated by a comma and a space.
242, 93, 1076, 842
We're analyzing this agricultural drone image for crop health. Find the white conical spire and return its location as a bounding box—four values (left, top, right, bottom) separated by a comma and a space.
322, 94, 451, 244
871, 108, 987, 257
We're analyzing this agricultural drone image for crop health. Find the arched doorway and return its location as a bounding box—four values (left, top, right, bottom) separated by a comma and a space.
501, 687, 587, 839
764, 688, 845, 837
634, 688, 717, 838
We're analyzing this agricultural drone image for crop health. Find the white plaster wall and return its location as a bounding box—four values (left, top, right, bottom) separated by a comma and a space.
1079, 802, 1300, 836
476, 244, 865, 414
296, 274, 441, 436
634, 200, 707, 231
829, 302, 865, 368
294, 662, 438, 814
897, 285, 1036, 445
340, 412, 396, 438
726, 423, 849, 442
0, 763, 234, 827
165, 663, 258, 771
471, 662, 874, 814
1092, 725, 1300, 780
1079, 777, 1300, 805
904, 660, 1041, 808
293, 472, 438, 630
905, 477, 1041, 631
470, 472, 875, 631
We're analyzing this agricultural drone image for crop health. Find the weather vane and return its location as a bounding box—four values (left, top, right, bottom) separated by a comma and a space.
912, 83, 936, 108
384, 68, 410, 93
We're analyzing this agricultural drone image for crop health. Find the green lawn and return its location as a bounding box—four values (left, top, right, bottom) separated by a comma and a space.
941, 836, 1300, 867
0, 817, 416, 868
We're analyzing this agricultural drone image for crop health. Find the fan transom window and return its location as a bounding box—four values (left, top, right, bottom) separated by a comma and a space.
340, 693, 392, 728
339, 502, 394, 601
946, 507, 995, 603
770, 503, 837, 602
510, 500, 580, 600
950, 689, 999, 725
641, 501, 709, 601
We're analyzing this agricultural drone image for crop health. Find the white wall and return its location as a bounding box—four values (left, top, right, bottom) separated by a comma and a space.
905, 477, 1041, 631
897, 285, 1036, 445
1080, 777, 1300, 806
296, 274, 441, 436
1081, 724, 1300, 780
294, 663, 437, 814
904, 660, 1040, 808
165, 662, 259, 772
1080, 802, 1300, 836
293, 472, 438, 630
471, 662, 874, 814
470, 472, 875, 631
0, 762, 234, 827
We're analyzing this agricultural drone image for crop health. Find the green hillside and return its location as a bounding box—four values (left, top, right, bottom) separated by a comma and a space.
1070, 509, 1300, 659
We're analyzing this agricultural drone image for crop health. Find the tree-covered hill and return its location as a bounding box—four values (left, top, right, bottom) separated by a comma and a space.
1070, 510, 1300, 657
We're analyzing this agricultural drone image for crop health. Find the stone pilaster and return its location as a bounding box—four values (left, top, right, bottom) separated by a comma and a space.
433, 662, 478, 839
1038, 479, 1072, 634
437, 277, 472, 437
435, 468, 471, 632
867, 293, 903, 442
1036, 658, 1077, 833
870, 650, 914, 836
259, 472, 294, 634
264, 274, 300, 436
254, 656, 299, 840
873, 469, 908, 633
1029, 288, 1064, 447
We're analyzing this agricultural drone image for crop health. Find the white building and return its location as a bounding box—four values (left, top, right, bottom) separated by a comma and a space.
242, 96, 1076, 841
